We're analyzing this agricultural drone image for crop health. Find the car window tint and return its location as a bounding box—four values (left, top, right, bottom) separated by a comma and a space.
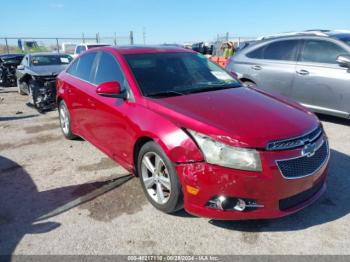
247, 40, 299, 61
66, 58, 79, 75
75, 52, 97, 81
94, 52, 125, 85
301, 40, 347, 64
246, 46, 264, 59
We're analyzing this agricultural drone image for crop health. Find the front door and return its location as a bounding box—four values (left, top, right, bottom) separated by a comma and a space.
291, 39, 350, 118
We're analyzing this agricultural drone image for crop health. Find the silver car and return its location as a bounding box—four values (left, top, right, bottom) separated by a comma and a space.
226, 31, 350, 119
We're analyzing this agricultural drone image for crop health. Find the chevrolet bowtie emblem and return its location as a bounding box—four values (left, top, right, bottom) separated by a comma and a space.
302, 143, 316, 158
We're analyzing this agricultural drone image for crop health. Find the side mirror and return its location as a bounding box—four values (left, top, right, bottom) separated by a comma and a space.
336, 55, 350, 68
17, 65, 24, 70
96, 81, 126, 99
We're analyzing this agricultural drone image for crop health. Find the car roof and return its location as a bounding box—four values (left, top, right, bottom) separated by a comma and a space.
106, 45, 194, 55
28, 52, 70, 56
257, 30, 350, 41
79, 43, 109, 46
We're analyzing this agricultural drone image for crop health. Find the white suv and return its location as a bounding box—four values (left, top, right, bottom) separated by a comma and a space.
73, 43, 110, 57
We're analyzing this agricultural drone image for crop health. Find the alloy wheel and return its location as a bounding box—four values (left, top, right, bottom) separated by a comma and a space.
59, 105, 69, 135
141, 152, 171, 205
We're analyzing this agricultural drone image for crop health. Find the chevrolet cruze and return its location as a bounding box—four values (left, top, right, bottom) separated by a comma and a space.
56, 46, 330, 220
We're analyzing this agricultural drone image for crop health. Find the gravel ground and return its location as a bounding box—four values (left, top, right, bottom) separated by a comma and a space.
0, 87, 350, 255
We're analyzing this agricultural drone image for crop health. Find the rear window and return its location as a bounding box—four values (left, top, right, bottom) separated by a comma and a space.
87, 45, 108, 49
31, 55, 73, 66
247, 40, 299, 61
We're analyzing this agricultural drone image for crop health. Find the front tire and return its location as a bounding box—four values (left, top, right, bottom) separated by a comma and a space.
58, 100, 78, 140
17, 80, 26, 95
137, 141, 183, 213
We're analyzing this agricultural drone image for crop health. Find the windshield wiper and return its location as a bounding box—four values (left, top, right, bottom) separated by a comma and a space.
183, 83, 241, 95
147, 90, 184, 98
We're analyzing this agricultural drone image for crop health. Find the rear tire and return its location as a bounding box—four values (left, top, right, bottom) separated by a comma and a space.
58, 100, 78, 140
137, 141, 183, 213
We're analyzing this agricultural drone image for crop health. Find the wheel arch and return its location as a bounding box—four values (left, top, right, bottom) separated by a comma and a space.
133, 136, 154, 177
240, 78, 256, 84
18, 73, 32, 84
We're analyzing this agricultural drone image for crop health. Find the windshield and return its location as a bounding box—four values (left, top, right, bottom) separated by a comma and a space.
0, 55, 23, 64
31, 55, 73, 66
123, 52, 241, 97
1, 56, 24, 64
333, 34, 350, 47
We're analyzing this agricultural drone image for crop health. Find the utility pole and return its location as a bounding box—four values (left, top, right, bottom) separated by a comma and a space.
143, 27, 146, 45
96, 33, 100, 43
129, 31, 134, 45
5, 38, 9, 54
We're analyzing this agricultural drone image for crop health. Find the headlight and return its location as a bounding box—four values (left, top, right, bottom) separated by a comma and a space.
188, 130, 262, 171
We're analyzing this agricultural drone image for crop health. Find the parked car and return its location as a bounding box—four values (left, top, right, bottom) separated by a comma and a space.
61, 43, 77, 55
57, 46, 329, 220
72, 43, 110, 57
226, 30, 350, 119
16, 53, 73, 112
0, 53, 25, 87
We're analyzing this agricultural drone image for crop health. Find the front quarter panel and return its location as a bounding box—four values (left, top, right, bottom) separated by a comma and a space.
130, 102, 204, 165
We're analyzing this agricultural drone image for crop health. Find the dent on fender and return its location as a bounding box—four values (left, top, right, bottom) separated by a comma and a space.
157, 129, 203, 163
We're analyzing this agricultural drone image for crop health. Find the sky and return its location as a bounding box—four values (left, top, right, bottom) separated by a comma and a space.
1, 0, 350, 44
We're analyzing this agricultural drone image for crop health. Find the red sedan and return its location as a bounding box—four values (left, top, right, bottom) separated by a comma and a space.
56, 46, 329, 220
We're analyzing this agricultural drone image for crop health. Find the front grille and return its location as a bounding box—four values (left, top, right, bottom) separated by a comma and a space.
279, 180, 324, 210
276, 141, 329, 179
267, 125, 323, 151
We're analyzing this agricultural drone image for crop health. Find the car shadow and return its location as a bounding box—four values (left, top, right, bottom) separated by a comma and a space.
209, 149, 350, 232
0, 155, 133, 257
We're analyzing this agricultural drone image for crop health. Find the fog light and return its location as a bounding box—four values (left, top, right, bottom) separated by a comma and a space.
206, 196, 262, 212
216, 196, 227, 210
234, 198, 246, 211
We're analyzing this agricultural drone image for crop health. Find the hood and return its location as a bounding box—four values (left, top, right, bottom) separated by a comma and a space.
28, 64, 68, 76
147, 87, 319, 148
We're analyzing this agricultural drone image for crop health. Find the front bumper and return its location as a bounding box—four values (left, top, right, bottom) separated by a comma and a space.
176, 137, 329, 220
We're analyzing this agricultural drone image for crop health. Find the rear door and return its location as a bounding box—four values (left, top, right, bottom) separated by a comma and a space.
244, 39, 300, 97
65, 51, 98, 139
292, 39, 350, 117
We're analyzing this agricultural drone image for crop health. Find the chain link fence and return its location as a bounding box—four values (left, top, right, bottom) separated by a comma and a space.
212, 33, 257, 57
0, 32, 134, 55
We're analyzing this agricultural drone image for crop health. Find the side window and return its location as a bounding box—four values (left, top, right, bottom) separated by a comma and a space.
246, 46, 264, 59
301, 40, 347, 64
66, 58, 79, 75
75, 52, 97, 81
263, 40, 299, 61
94, 52, 125, 85
247, 40, 299, 61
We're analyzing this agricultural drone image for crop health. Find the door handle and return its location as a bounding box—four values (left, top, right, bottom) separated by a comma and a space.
296, 69, 309, 76
251, 65, 262, 70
